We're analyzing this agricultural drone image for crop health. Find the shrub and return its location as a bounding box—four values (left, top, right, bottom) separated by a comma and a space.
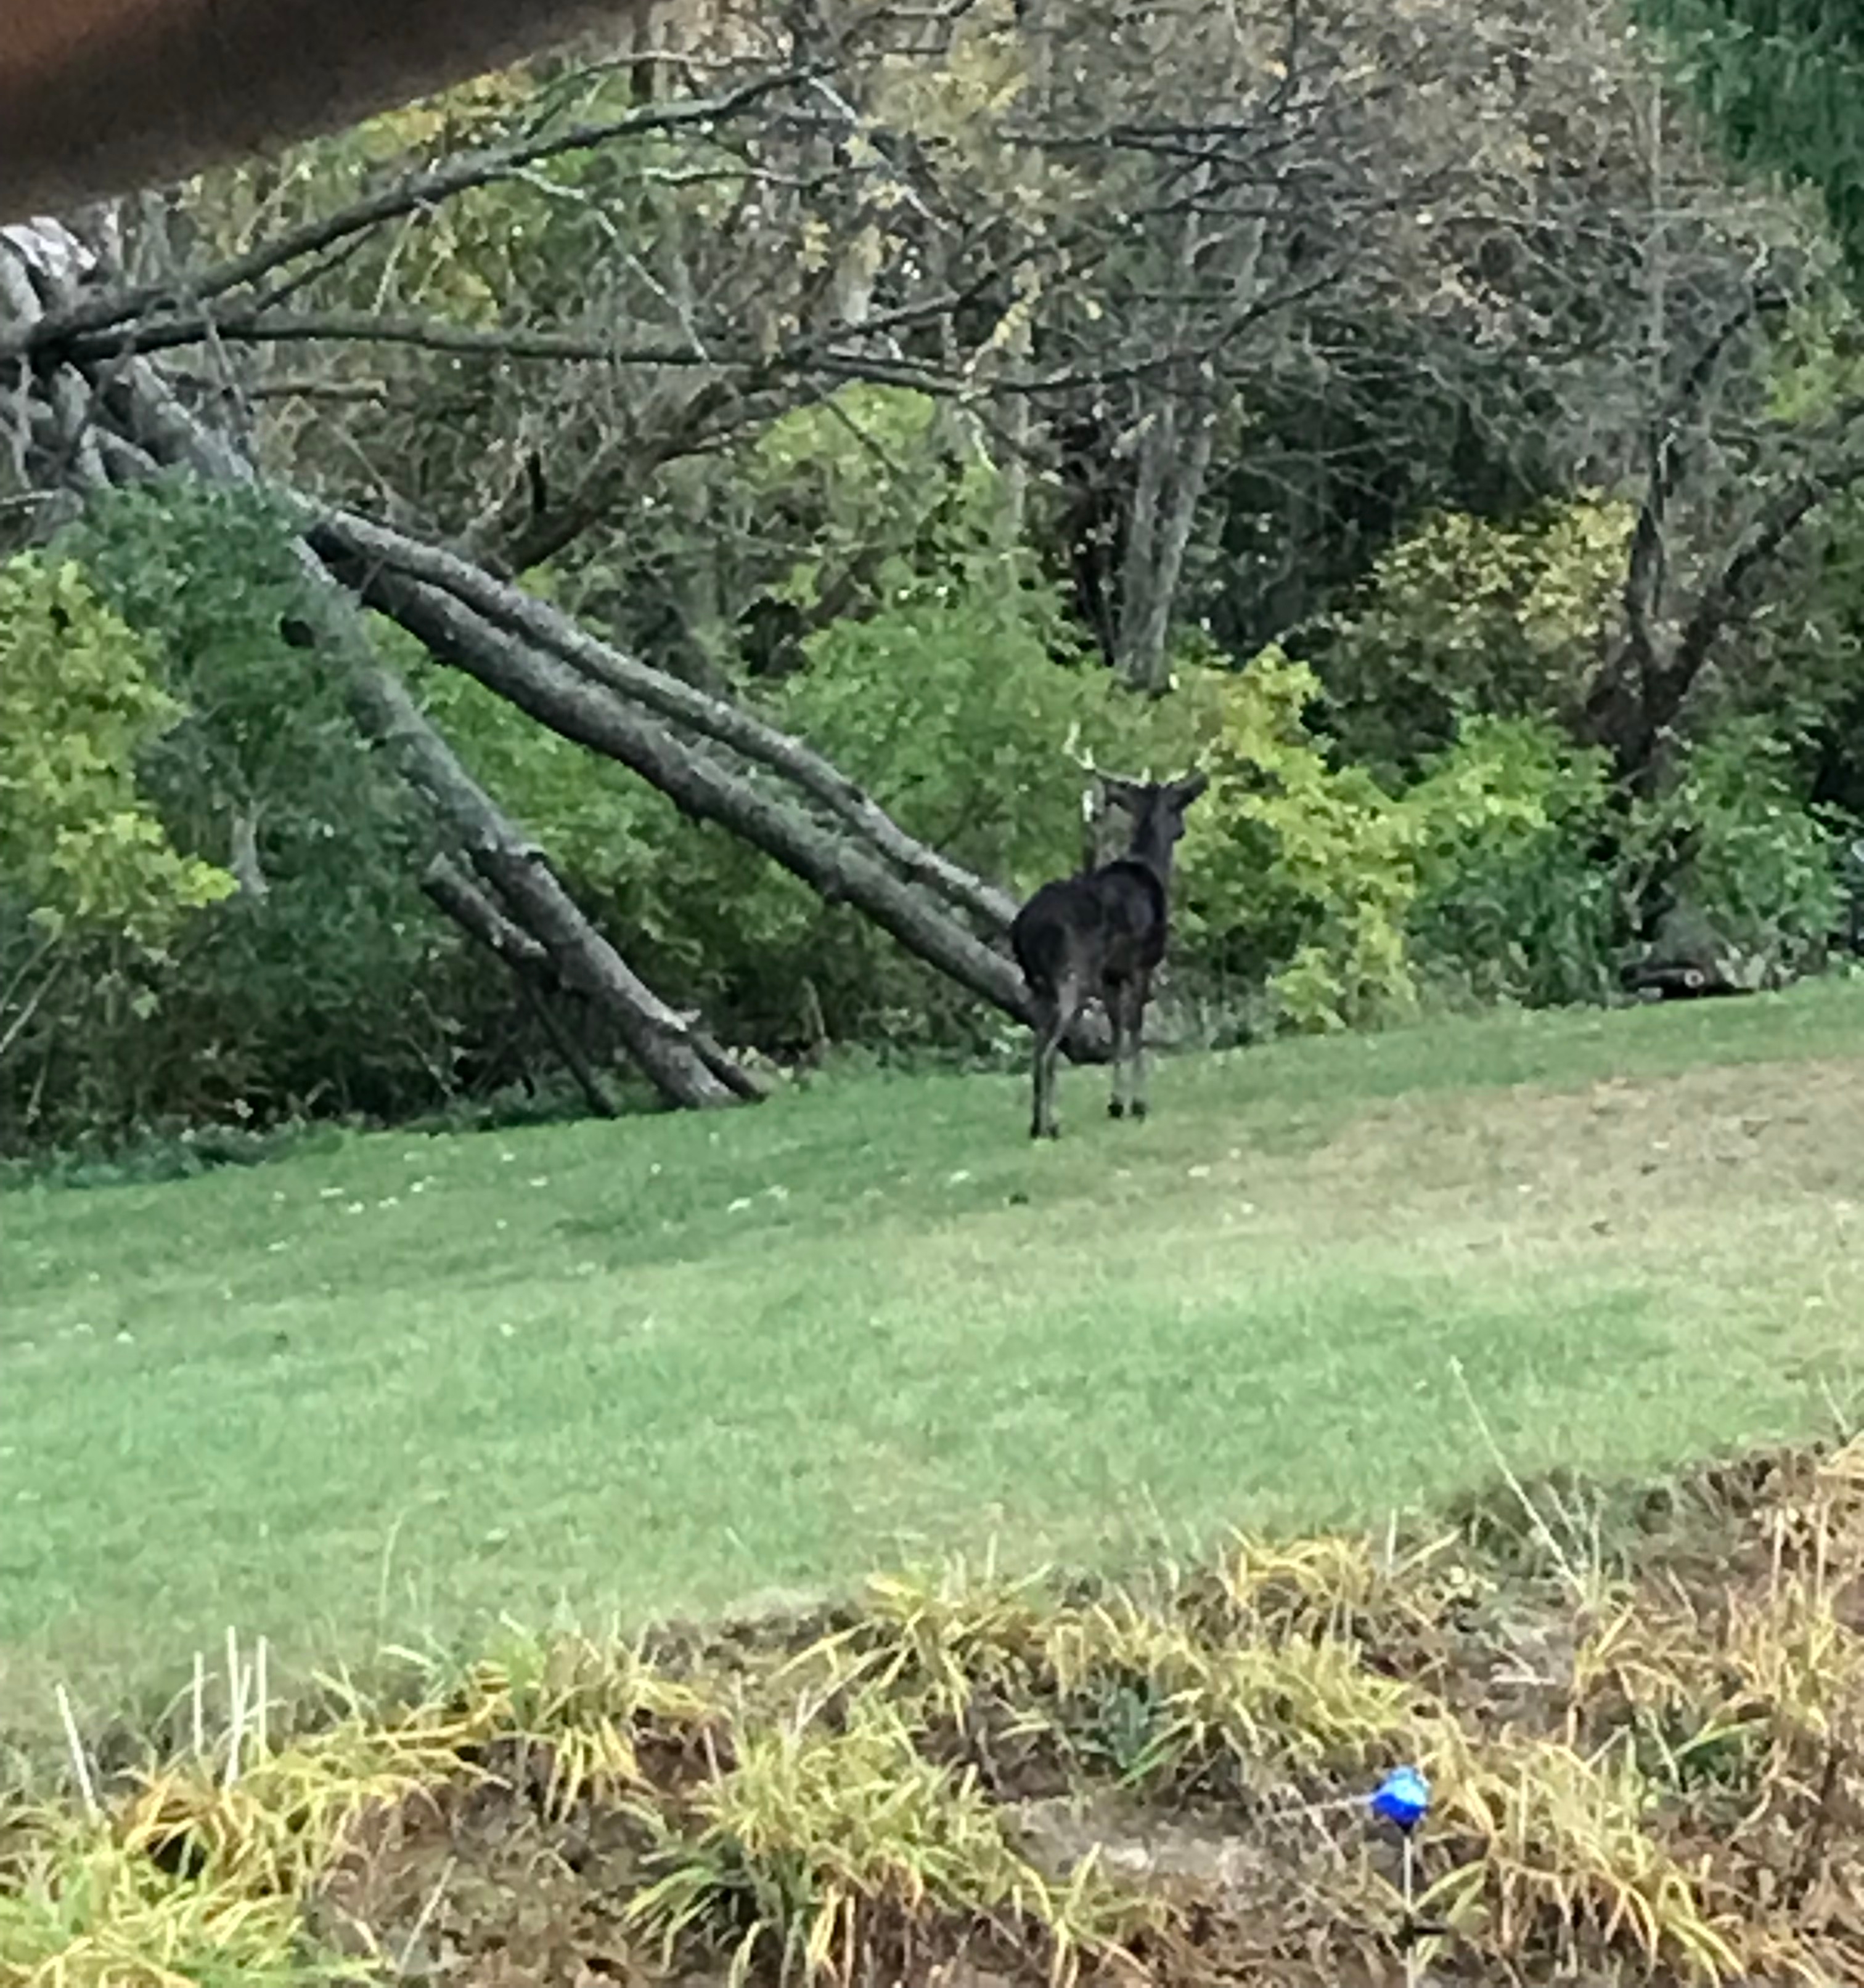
1633, 718, 1850, 979
1312, 495, 1635, 779
0, 552, 235, 1145
1174, 649, 1421, 1032
1406, 717, 1621, 1009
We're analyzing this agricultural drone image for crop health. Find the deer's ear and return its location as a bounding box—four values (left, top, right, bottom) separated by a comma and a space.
1099, 776, 1145, 812
1172, 771, 1210, 809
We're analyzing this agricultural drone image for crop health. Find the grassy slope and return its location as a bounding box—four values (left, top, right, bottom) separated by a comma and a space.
4, 984, 1864, 1727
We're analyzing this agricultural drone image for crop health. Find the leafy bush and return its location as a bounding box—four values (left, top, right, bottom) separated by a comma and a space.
1406, 717, 1621, 1009
1175, 650, 1421, 1032
0, 553, 234, 948
1171, 656, 1834, 1028
1632, 718, 1850, 980
7, 483, 518, 1147
0, 553, 235, 1143
1312, 495, 1635, 778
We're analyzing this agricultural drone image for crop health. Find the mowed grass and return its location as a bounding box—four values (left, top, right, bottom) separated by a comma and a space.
4, 983, 1864, 1731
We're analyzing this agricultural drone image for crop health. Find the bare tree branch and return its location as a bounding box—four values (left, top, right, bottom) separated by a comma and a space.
309, 502, 1024, 932
1671, 447, 1864, 695
7, 66, 814, 359
70, 311, 741, 369
1619, 282, 1780, 677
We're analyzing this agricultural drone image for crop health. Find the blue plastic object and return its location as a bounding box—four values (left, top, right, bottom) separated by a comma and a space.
1370, 1766, 1430, 1831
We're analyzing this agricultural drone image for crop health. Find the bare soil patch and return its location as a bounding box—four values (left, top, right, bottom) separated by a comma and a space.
14, 1438, 1864, 1985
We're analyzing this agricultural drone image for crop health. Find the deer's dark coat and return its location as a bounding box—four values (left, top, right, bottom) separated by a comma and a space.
1010, 773, 1206, 1139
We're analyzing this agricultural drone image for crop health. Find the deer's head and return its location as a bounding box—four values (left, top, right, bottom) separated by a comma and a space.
1098, 771, 1209, 878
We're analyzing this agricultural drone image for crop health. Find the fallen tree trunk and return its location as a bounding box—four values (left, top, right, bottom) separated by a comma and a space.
310, 505, 1021, 937
316, 547, 1060, 1033
422, 854, 620, 1120
329, 632, 752, 1110
314, 507, 1114, 1062
418, 850, 763, 1107
0, 242, 756, 1114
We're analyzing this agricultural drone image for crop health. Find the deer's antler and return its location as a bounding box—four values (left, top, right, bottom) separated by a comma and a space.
1061, 722, 1147, 797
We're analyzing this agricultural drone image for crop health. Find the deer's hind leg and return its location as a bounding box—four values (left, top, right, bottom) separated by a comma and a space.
1106, 973, 1133, 1118
1127, 969, 1154, 1119
1030, 974, 1084, 1139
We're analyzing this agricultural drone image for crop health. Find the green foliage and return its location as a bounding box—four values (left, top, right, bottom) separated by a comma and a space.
1168, 497, 1849, 1027
10, 481, 489, 1144
1176, 651, 1422, 1032
1313, 497, 1635, 778
1407, 719, 1622, 1009
1640, 718, 1849, 977
0, 553, 233, 950
1175, 646, 1848, 1026
0, 554, 235, 1138
1638, 0, 1864, 288
748, 389, 1012, 614
788, 572, 1089, 892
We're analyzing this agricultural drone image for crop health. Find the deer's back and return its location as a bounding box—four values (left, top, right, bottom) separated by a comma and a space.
1011, 860, 1169, 993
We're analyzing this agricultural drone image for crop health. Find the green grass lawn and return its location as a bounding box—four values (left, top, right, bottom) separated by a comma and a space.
5, 983, 1864, 1732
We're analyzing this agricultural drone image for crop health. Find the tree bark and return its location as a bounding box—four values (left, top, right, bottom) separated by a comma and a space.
420, 854, 619, 1120
318, 549, 1063, 1034
1581, 287, 1793, 789
1108, 179, 1241, 694
1113, 404, 1216, 694
308, 505, 1023, 935
1583, 442, 1864, 789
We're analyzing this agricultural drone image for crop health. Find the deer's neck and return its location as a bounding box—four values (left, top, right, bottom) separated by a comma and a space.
1123, 825, 1175, 890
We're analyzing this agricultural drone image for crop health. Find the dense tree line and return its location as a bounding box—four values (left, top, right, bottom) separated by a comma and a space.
4, 0, 1864, 1159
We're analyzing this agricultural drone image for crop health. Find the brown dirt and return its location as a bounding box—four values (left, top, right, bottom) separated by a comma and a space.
40, 1436, 1864, 1988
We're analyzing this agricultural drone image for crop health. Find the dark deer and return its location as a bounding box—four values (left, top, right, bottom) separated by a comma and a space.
1010, 767, 1208, 1139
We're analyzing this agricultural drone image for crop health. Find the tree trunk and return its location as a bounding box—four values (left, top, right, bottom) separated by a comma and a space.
314, 550, 1063, 1032
1109, 177, 1233, 695
308, 505, 1023, 935
420, 854, 619, 1120
343, 662, 745, 1110
1113, 405, 1216, 694
420, 851, 763, 1107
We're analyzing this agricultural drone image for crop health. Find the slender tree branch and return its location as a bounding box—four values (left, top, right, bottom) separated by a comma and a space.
1670, 449, 1864, 693
70, 311, 737, 368
8, 66, 814, 358
0, 956, 65, 1070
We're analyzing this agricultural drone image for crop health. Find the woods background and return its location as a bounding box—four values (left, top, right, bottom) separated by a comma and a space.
6, 0, 1864, 1164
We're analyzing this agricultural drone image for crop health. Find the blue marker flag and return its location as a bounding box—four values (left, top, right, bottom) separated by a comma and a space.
1370, 1766, 1430, 1831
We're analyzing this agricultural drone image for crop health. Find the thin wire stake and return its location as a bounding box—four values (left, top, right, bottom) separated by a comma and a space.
1402, 1832, 1420, 1988
55, 1684, 100, 1824
224, 1626, 246, 1790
